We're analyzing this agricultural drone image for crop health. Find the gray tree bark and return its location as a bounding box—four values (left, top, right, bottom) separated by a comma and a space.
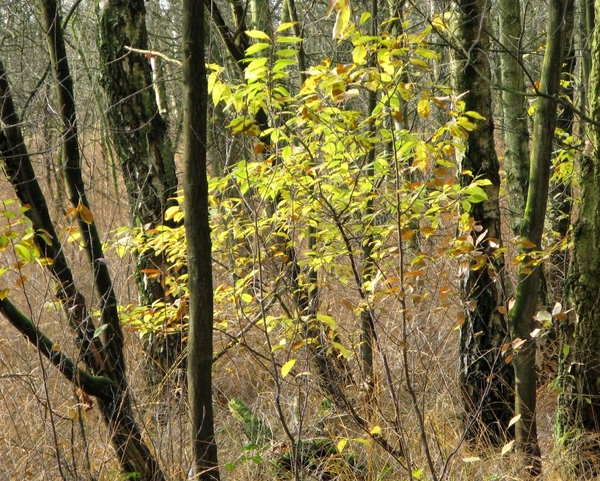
97, 0, 183, 389
498, 0, 529, 236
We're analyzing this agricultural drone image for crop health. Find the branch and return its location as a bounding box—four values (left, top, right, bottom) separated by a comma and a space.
124, 46, 182, 66
0, 297, 117, 400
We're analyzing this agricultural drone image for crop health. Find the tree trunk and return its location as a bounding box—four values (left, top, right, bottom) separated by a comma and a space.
509, 1, 566, 476
182, 0, 220, 478
547, 0, 575, 304
1, 46, 166, 481
451, 0, 513, 445
97, 0, 183, 389
557, 1, 600, 476
498, 0, 529, 236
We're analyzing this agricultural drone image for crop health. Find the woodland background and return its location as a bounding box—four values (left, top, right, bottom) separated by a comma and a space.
0, 0, 597, 480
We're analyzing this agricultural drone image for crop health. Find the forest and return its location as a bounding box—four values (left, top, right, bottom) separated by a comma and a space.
0, 0, 597, 479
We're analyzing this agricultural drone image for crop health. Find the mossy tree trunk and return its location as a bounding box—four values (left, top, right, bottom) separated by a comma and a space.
183, 0, 220, 478
548, 0, 575, 303
451, 0, 513, 445
509, 1, 566, 476
557, 1, 600, 474
498, 0, 529, 236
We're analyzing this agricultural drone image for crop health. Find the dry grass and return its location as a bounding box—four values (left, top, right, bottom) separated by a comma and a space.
0, 133, 578, 481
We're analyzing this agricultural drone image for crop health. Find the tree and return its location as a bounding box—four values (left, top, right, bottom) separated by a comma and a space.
97, 0, 181, 388
183, 0, 220, 478
450, 0, 513, 444
498, 0, 530, 236
557, 0, 600, 475
0, 35, 165, 481
509, 0, 567, 475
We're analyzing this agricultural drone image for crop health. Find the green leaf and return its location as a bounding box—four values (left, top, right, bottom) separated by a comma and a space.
359, 12, 372, 24
281, 359, 296, 378
464, 184, 488, 203
14, 243, 32, 263
240, 292, 253, 304
93, 324, 109, 339
276, 36, 303, 43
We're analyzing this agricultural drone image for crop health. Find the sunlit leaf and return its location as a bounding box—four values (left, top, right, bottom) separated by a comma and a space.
508, 414, 521, 428
245, 30, 271, 41
281, 359, 296, 378
370, 425, 382, 435
78, 204, 93, 224
501, 440, 515, 456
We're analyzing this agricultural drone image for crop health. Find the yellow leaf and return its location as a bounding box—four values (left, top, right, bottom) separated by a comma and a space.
0, 288, 8, 300
245, 30, 271, 41
281, 359, 296, 378
164, 205, 180, 221
353, 45, 367, 64
417, 98, 431, 118
370, 425, 382, 435
276, 22, 297, 33
79, 204, 94, 224
332, 0, 351, 39
337, 439, 348, 453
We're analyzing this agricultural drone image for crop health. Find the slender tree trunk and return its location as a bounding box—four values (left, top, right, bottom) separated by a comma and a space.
1, 39, 166, 481
548, 0, 575, 304
358, 0, 379, 399
498, 0, 529, 236
509, 1, 566, 476
183, 0, 220, 478
451, 0, 513, 445
557, 1, 600, 476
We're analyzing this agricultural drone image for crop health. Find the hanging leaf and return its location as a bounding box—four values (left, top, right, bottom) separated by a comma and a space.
508, 414, 521, 428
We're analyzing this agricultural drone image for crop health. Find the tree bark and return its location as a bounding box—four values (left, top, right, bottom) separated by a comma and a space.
509, 1, 566, 476
547, 0, 575, 304
183, 0, 220, 478
1, 51, 166, 481
557, 0, 600, 476
451, 0, 513, 445
498, 0, 529, 236
97, 0, 183, 389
